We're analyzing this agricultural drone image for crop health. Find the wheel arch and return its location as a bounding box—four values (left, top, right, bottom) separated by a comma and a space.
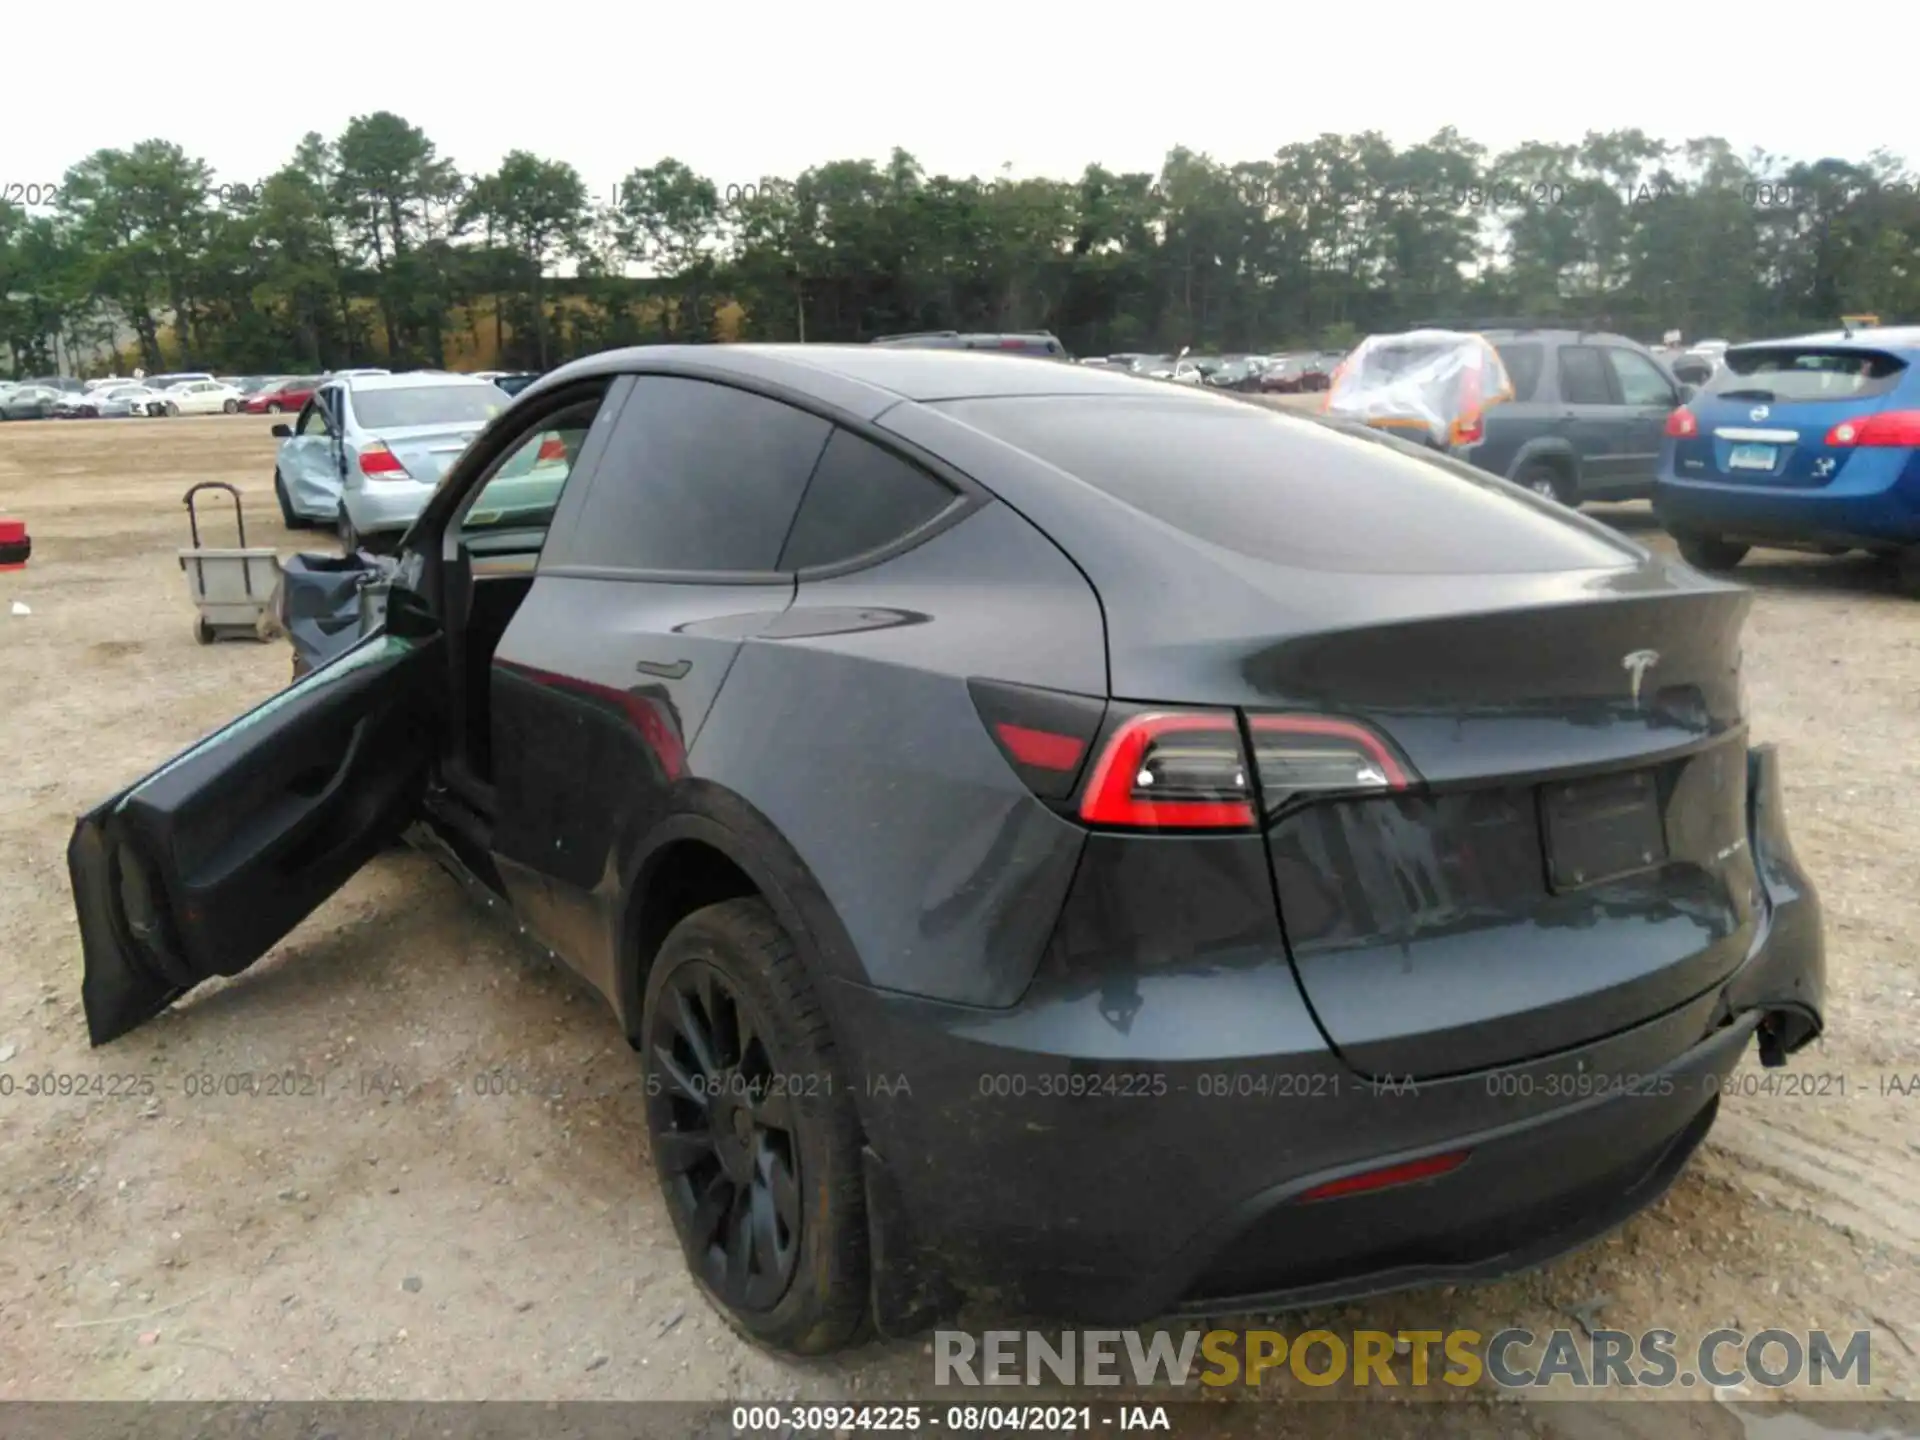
1507, 438, 1581, 484
614, 786, 958, 1337
614, 784, 869, 1046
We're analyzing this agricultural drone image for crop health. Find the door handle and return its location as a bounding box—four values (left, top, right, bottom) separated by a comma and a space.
635, 658, 691, 680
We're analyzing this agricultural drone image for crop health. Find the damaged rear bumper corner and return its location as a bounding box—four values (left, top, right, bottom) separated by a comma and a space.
1724, 742, 1825, 1062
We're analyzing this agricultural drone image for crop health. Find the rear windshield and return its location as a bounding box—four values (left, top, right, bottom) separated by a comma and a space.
937, 394, 1632, 575
1712, 348, 1906, 403
351, 384, 509, 429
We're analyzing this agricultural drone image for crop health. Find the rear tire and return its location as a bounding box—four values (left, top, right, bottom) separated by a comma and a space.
641, 897, 869, 1355
1890, 545, 1920, 599
1675, 533, 1751, 572
1515, 461, 1573, 505
194, 616, 215, 645
223, 399, 239, 414
274, 469, 311, 529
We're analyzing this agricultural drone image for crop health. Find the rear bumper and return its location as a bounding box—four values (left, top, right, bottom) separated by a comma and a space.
1655, 450, 1920, 549
344, 478, 435, 534
829, 745, 1824, 1323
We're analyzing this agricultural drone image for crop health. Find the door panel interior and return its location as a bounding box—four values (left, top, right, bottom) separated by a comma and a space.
71, 629, 444, 1044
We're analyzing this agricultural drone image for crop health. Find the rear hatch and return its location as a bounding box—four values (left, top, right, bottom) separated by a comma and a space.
1250, 586, 1755, 1081
1673, 343, 1909, 488
938, 394, 1760, 1081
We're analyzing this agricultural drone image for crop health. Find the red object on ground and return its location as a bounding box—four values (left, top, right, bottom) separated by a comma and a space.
0, 518, 31, 570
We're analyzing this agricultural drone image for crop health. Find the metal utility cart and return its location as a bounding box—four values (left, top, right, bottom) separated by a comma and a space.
178, 481, 282, 644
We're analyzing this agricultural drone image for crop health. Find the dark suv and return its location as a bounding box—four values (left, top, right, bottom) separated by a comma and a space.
1430, 322, 1694, 504
869, 330, 1069, 360
70, 345, 1823, 1356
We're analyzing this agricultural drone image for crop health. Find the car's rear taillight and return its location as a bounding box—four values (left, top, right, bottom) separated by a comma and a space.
536, 435, 567, 464
358, 442, 412, 479
1247, 714, 1412, 815
1449, 360, 1487, 446
1079, 712, 1255, 829
1824, 409, 1920, 447
1665, 407, 1698, 438
975, 686, 1419, 829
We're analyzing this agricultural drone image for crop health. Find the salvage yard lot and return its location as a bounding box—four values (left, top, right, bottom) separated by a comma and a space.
1, 415, 1917, 1420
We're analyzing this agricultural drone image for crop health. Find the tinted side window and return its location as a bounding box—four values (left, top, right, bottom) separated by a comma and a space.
567, 378, 832, 573
779, 429, 960, 572
1495, 343, 1544, 401
1558, 346, 1613, 405
1604, 348, 1675, 407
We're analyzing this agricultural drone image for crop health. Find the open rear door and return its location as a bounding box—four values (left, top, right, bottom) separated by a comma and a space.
70, 620, 444, 1045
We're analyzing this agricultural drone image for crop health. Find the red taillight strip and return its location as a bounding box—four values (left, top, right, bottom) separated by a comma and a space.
1246, 714, 1410, 788
1296, 1149, 1470, 1203
1077, 712, 1254, 830
359, 443, 410, 479
1665, 407, 1698, 438
1825, 409, 1920, 447
994, 722, 1086, 772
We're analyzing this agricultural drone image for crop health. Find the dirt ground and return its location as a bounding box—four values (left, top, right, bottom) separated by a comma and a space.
1, 414, 1916, 1431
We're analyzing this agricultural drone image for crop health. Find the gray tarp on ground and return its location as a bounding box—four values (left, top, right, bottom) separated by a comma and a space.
273, 550, 394, 672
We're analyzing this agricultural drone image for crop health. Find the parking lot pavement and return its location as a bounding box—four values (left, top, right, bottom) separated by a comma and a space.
1, 417, 1915, 1413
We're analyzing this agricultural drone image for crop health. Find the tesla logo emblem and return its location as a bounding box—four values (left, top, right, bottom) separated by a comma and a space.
1750, 405, 1770, 421
1623, 650, 1660, 707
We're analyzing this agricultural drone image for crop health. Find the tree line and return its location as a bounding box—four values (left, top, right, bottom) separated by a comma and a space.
2, 113, 1914, 377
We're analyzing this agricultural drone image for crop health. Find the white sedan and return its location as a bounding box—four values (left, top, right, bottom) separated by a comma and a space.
155, 379, 247, 415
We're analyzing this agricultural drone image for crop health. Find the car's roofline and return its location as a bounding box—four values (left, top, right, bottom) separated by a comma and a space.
338, 372, 504, 392
525, 343, 1245, 414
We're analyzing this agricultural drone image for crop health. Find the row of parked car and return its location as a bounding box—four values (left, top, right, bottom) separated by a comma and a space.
0, 368, 541, 422
870, 321, 1920, 592
1312, 317, 1920, 592
1081, 350, 1349, 393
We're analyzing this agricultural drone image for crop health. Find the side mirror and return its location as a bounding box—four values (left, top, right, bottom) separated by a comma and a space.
270, 423, 292, 438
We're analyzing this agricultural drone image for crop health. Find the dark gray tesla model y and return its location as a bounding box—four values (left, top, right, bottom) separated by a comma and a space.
69, 344, 1825, 1355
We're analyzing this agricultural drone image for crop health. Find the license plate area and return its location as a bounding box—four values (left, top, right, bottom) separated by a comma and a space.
1727, 442, 1778, 472
1539, 769, 1667, 892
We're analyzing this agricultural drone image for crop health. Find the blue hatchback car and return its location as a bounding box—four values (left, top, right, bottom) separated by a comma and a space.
1654, 326, 1920, 592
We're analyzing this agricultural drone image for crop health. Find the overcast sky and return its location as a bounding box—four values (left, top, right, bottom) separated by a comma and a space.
9, 2, 1916, 199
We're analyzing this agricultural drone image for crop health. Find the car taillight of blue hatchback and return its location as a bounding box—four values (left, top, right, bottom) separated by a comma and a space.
1654, 324, 1920, 593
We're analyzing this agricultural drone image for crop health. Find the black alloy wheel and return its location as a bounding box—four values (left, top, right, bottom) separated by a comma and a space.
640, 897, 867, 1352
646, 956, 804, 1313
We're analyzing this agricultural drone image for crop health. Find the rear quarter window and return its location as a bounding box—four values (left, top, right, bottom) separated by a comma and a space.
1494, 343, 1544, 401
937, 395, 1633, 576
1712, 348, 1907, 402
779, 429, 960, 572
